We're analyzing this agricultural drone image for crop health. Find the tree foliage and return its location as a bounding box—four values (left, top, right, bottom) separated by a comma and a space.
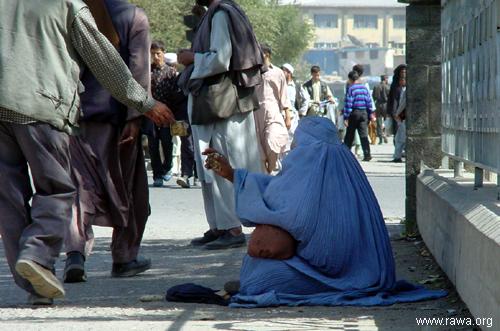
130, 0, 192, 51
130, 0, 314, 67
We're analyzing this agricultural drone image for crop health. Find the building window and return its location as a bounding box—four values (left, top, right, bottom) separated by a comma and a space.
313, 42, 338, 49
354, 15, 378, 29
370, 50, 379, 59
362, 64, 372, 75
393, 15, 405, 29
355, 50, 365, 59
388, 42, 406, 50
314, 14, 338, 28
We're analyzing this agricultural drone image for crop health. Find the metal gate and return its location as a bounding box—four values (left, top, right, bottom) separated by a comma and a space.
442, 0, 500, 186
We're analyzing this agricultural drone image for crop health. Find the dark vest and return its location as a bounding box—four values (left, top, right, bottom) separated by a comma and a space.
0, 0, 86, 134
179, 0, 264, 95
304, 79, 329, 101
80, 0, 135, 124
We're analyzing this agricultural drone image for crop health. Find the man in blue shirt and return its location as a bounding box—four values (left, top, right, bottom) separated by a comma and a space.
343, 70, 374, 161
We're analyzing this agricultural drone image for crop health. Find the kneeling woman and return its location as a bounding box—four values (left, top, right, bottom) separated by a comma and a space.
204, 117, 446, 307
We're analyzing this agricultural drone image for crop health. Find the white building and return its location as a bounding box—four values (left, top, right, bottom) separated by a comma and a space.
280, 0, 406, 76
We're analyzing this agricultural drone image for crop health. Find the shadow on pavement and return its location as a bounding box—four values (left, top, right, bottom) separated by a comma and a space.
0, 236, 472, 331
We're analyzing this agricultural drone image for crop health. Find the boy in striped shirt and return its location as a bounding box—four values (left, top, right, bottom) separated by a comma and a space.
343, 71, 374, 161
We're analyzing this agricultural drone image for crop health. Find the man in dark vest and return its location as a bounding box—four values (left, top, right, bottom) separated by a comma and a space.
303, 65, 335, 117
177, 0, 264, 249
63, 0, 160, 284
0, 0, 173, 305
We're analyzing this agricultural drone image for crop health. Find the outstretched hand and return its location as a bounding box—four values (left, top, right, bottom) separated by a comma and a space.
202, 148, 234, 182
144, 101, 175, 127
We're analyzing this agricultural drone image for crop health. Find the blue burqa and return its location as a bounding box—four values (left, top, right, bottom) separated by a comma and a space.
230, 117, 447, 308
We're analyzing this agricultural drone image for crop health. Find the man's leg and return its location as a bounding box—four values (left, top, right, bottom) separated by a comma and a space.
343, 118, 357, 148
64, 164, 94, 283
203, 119, 250, 250
253, 108, 268, 170
180, 134, 195, 178
0, 122, 36, 294
64, 205, 95, 257
63, 209, 92, 283
393, 121, 406, 161
176, 133, 196, 188
147, 128, 164, 184
202, 172, 246, 250
190, 181, 224, 246
357, 112, 371, 160
159, 127, 173, 180
0, 122, 74, 299
376, 115, 384, 144
391, 117, 398, 145
110, 137, 151, 277
63, 131, 103, 283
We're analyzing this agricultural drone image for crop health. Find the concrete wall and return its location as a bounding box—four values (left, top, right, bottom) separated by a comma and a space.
405, 0, 442, 234
417, 169, 500, 323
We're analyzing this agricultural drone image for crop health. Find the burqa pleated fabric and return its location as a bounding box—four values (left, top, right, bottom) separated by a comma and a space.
230, 117, 447, 308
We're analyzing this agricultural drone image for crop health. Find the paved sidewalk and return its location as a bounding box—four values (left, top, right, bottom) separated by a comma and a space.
0, 141, 473, 330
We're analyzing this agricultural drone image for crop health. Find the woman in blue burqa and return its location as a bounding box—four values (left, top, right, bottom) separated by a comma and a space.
203, 116, 447, 308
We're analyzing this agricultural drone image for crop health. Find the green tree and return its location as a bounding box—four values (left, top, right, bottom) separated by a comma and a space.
241, 0, 314, 66
130, 0, 313, 65
130, 0, 192, 50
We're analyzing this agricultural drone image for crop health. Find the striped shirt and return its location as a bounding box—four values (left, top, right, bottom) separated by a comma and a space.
343, 83, 373, 120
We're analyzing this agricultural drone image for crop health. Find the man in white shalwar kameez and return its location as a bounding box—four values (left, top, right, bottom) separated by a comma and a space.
255, 45, 291, 174
282, 63, 310, 150
178, 0, 264, 249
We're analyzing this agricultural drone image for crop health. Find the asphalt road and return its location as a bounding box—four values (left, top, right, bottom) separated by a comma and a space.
0, 140, 472, 330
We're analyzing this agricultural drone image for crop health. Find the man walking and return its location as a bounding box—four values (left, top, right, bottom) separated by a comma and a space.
255, 44, 291, 173
63, 0, 163, 284
343, 70, 374, 161
0, 0, 173, 305
372, 75, 390, 144
148, 41, 177, 187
